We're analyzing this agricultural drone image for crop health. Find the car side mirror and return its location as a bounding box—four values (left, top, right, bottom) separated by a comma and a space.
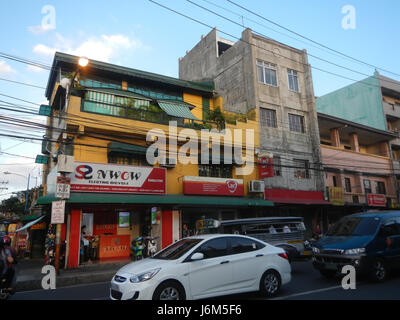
191, 252, 204, 261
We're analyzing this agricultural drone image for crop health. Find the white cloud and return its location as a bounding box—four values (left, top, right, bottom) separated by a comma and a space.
27, 24, 54, 35
33, 44, 59, 57
0, 60, 16, 75
33, 33, 150, 62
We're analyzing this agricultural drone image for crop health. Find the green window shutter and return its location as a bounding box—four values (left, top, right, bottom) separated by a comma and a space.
202, 97, 210, 120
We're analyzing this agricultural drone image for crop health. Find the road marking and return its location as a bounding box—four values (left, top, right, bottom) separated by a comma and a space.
271, 285, 344, 300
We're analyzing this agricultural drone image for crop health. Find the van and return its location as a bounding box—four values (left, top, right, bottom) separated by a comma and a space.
217, 217, 308, 261
312, 211, 400, 282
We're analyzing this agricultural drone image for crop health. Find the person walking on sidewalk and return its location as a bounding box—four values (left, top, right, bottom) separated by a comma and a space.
0, 237, 15, 293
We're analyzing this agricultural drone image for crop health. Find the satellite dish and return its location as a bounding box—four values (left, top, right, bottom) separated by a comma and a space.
60, 77, 71, 89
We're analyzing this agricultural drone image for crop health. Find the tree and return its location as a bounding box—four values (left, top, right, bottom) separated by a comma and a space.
0, 196, 25, 217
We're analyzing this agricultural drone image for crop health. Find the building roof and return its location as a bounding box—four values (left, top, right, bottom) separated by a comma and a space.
45, 52, 215, 99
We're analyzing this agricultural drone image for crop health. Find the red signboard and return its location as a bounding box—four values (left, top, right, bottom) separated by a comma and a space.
68, 162, 166, 194
183, 176, 244, 196
264, 189, 328, 205
99, 235, 130, 259
258, 157, 274, 179
368, 194, 386, 207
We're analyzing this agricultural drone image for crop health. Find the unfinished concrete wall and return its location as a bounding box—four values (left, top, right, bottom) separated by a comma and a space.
179, 28, 325, 192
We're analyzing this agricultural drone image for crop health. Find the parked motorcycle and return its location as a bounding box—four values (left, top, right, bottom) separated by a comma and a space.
144, 236, 159, 257
131, 237, 145, 261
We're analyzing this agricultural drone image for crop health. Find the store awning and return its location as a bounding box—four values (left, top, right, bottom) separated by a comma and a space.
36, 193, 274, 207
14, 215, 46, 233
157, 100, 199, 120
264, 189, 330, 205
107, 142, 147, 156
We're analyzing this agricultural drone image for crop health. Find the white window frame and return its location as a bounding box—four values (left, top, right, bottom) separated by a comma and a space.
287, 69, 300, 92
257, 60, 278, 87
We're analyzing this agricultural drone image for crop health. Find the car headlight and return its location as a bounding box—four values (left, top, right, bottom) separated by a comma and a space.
344, 248, 365, 255
312, 247, 320, 254
129, 268, 161, 283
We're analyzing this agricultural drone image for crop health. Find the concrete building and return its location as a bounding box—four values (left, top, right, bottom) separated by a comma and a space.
179, 28, 327, 229
317, 71, 400, 202
318, 112, 398, 228
35, 52, 272, 268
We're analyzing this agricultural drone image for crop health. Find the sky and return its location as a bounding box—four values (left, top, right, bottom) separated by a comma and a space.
0, 0, 399, 200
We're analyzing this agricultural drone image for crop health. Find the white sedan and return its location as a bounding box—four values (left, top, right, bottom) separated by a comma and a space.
110, 234, 291, 300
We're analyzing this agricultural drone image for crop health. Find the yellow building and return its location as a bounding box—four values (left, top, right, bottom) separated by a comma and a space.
36, 52, 272, 268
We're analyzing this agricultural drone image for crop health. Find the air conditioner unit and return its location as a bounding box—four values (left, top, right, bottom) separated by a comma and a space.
57, 155, 74, 173
160, 157, 177, 168
249, 180, 265, 193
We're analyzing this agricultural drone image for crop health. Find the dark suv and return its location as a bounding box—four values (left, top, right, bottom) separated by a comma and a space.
312, 211, 400, 282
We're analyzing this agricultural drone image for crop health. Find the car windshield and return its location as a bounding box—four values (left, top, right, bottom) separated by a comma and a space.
326, 217, 380, 236
152, 238, 203, 260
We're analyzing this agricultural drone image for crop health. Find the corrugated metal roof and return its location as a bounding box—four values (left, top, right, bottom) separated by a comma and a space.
46, 52, 215, 99
158, 100, 199, 120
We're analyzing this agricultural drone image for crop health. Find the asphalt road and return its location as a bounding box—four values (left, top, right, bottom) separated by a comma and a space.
9, 260, 400, 300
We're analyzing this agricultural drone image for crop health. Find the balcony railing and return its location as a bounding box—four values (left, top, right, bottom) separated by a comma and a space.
81, 99, 220, 131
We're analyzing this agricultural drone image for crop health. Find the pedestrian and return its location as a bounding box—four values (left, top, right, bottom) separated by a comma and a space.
81, 226, 89, 263
0, 237, 15, 293
182, 224, 191, 238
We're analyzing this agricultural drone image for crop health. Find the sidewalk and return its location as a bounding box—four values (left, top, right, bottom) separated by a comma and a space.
14, 258, 131, 292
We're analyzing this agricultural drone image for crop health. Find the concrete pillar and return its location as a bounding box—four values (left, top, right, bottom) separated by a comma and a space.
67, 209, 82, 269
330, 128, 341, 148
349, 133, 360, 152
380, 142, 390, 157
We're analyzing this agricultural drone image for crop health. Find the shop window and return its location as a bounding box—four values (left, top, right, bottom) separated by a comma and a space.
198, 164, 233, 178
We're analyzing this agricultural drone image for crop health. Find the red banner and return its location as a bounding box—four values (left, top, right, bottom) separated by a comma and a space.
368, 194, 386, 207
258, 157, 274, 178
183, 176, 244, 196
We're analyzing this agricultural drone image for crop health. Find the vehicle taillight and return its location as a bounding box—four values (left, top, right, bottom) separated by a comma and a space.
278, 253, 289, 260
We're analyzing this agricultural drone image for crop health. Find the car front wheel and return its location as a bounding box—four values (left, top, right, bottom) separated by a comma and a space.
152, 281, 186, 300
369, 259, 387, 282
259, 270, 281, 297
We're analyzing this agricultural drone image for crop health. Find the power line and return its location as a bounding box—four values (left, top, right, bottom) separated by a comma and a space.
148, 0, 394, 91
0, 77, 46, 89
227, 0, 400, 79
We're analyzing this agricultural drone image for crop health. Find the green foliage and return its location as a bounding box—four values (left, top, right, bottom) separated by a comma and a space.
206, 107, 226, 130
0, 196, 25, 216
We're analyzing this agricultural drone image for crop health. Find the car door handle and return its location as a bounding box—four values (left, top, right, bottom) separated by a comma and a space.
220, 260, 230, 264
256, 254, 264, 257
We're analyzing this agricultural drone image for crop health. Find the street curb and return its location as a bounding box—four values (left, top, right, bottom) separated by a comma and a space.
15, 271, 115, 292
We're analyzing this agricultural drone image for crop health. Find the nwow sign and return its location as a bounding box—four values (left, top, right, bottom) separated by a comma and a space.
67, 162, 166, 194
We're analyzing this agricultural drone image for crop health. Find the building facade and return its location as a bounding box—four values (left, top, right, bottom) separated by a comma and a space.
318, 112, 398, 230
179, 28, 327, 233
36, 52, 272, 268
317, 71, 400, 201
